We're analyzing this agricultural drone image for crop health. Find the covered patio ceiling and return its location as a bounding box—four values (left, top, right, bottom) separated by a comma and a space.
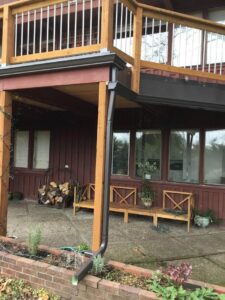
12, 83, 139, 115
138, 0, 225, 13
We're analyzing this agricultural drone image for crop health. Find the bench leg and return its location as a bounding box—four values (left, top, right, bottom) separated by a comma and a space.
124, 211, 128, 223
153, 215, 158, 227
187, 220, 190, 233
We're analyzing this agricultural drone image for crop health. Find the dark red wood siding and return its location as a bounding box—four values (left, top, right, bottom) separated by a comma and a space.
9, 104, 225, 222
10, 125, 97, 199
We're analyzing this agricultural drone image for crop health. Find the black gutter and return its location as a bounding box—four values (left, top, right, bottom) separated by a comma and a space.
72, 66, 118, 285
0, 53, 125, 78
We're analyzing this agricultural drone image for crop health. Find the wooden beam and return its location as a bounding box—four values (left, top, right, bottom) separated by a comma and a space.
13, 94, 65, 111
92, 82, 108, 251
0, 91, 12, 236
101, 0, 114, 50
131, 7, 143, 93
2, 5, 14, 65
10, 44, 101, 64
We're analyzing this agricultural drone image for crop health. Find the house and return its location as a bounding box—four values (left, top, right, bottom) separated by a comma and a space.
0, 0, 225, 251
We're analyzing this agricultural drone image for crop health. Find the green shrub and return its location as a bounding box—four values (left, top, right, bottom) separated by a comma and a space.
91, 255, 105, 276
27, 227, 41, 256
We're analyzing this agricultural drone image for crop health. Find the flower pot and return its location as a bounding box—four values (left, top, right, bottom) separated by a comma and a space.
141, 198, 153, 208
194, 215, 210, 228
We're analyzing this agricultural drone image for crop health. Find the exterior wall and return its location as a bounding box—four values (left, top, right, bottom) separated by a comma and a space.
10, 124, 97, 199
10, 105, 225, 221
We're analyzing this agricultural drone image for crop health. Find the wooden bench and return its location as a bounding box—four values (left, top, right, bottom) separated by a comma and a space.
74, 184, 138, 223
154, 190, 194, 232
73, 183, 157, 224
73, 183, 95, 214
74, 185, 194, 231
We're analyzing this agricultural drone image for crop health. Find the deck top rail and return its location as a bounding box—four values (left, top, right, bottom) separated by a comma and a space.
1, 0, 225, 90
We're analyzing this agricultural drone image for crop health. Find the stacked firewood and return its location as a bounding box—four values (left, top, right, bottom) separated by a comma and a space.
38, 182, 74, 208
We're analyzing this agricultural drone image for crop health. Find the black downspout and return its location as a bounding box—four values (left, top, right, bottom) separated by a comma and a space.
72, 66, 118, 285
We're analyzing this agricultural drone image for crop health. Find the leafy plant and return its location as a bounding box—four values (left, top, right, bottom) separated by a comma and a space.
0, 276, 60, 299
77, 243, 89, 252
27, 227, 41, 256
162, 263, 192, 285
192, 208, 220, 224
138, 161, 157, 202
148, 264, 225, 300
91, 254, 105, 276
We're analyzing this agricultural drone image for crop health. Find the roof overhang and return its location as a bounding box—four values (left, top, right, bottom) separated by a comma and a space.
109, 73, 225, 112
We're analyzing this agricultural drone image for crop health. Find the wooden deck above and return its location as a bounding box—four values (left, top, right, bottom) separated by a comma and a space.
0, 0, 224, 91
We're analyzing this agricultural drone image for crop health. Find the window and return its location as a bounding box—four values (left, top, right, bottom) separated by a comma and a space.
169, 131, 199, 183
14, 131, 29, 168
205, 130, 225, 184
14, 130, 50, 170
33, 131, 50, 169
135, 130, 161, 180
112, 132, 130, 176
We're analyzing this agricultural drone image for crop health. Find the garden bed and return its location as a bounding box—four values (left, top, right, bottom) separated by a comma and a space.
0, 236, 225, 300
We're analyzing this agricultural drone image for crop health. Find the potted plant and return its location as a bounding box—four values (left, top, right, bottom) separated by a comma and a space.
138, 161, 157, 208
193, 209, 218, 228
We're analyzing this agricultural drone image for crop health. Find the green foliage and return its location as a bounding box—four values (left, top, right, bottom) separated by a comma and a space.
27, 227, 41, 256
192, 208, 220, 224
138, 161, 156, 200
91, 254, 105, 276
77, 243, 89, 252
0, 276, 60, 300
148, 270, 225, 300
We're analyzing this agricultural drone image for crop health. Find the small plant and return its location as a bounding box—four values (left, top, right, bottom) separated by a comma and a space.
138, 161, 157, 206
91, 254, 105, 276
77, 243, 89, 252
162, 263, 192, 285
27, 227, 41, 256
148, 263, 225, 300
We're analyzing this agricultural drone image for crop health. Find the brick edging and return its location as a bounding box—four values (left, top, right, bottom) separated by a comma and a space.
0, 237, 224, 299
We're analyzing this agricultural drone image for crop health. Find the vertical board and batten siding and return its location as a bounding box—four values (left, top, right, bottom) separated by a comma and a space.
9, 126, 96, 199
111, 179, 225, 221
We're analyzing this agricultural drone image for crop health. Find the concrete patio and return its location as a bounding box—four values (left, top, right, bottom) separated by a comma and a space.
7, 199, 225, 286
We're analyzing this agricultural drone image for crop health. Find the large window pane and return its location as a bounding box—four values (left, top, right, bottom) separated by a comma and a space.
33, 131, 50, 169
136, 130, 161, 180
14, 131, 29, 168
112, 132, 130, 176
205, 130, 225, 184
169, 131, 199, 183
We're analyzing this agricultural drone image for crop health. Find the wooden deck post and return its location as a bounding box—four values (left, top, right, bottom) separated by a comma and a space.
0, 92, 12, 236
2, 5, 14, 65
101, 0, 114, 50
92, 82, 108, 251
131, 7, 143, 93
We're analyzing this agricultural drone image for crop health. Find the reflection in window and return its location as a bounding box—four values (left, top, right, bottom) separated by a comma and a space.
205, 130, 225, 184
112, 132, 130, 175
169, 131, 199, 183
136, 131, 161, 180
33, 131, 50, 169
14, 131, 29, 168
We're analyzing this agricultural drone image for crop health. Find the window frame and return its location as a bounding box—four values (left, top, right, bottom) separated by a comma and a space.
135, 129, 162, 181
112, 131, 131, 177
14, 129, 51, 171
168, 129, 200, 184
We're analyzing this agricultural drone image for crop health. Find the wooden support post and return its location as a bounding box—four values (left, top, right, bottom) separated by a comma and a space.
101, 0, 114, 50
92, 82, 108, 251
0, 92, 12, 236
131, 7, 143, 93
2, 5, 15, 65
